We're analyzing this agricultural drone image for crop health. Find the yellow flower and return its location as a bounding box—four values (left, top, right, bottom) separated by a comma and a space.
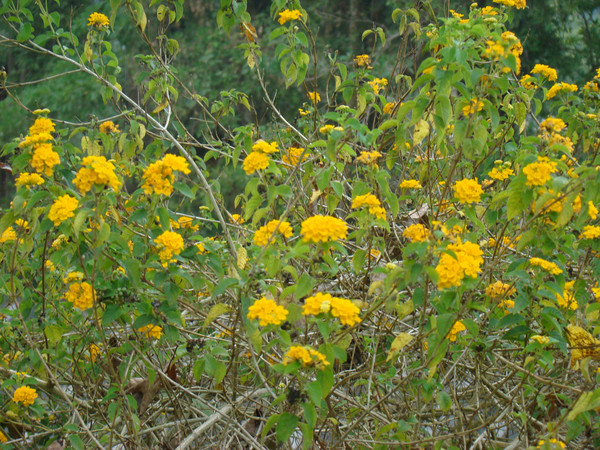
87, 344, 101, 362
30, 143, 60, 176
588, 201, 598, 220
12, 386, 37, 406
435, 253, 464, 289
229, 214, 245, 224
536, 438, 565, 449
529, 257, 562, 275
436, 241, 483, 289
382, 102, 397, 115
351, 193, 386, 220
307, 91, 321, 103
0, 227, 16, 244
253, 219, 293, 246
171, 216, 199, 231
0, 430, 7, 443
319, 124, 344, 134
138, 324, 163, 340
281, 147, 308, 167
29, 117, 55, 135
493, 0, 526, 9
498, 299, 515, 313
88, 12, 110, 28
73, 156, 121, 194
580, 225, 600, 240
141, 154, 190, 196
539, 117, 566, 134
355, 151, 382, 165
329, 297, 361, 326
402, 224, 429, 242
277, 9, 302, 25
556, 281, 577, 310
462, 99, 484, 116
48, 195, 78, 226
243, 152, 270, 175
64, 281, 95, 310
247, 297, 289, 326
301, 215, 348, 243
531, 335, 550, 345
252, 140, 279, 154
546, 82, 578, 100
99, 121, 119, 133
15, 172, 45, 187
531, 64, 557, 81
480, 6, 498, 15
485, 281, 516, 299
448, 321, 466, 342
19, 132, 53, 148
488, 167, 514, 181
155, 230, 184, 262
368, 78, 388, 94
523, 157, 558, 186
283, 345, 329, 369
453, 178, 483, 204
565, 325, 600, 368
399, 179, 422, 189
354, 54, 371, 67
45, 260, 56, 271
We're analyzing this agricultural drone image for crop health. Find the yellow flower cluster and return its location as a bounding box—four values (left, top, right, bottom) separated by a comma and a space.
367, 78, 388, 95
48, 195, 79, 226
15, 172, 45, 187
142, 154, 190, 196
354, 54, 371, 67
399, 179, 422, 189
277, 9, 302, 25
462, 99, 484, 116
155, 230, 184, 262
253, 219, 293, 246
539, 117, 566, 135
436, 241, 483, 289
281, 147, 308, 167
302, 292, 361, 326
523, 157, 558, 186
382, 102, 397, 115
529, 257, 562, 275
0, 227, 17, 244
493, 0, 526, 9
64, 281, 95, 310
243, 139, 278, 175
488, 167, 514, 181
453, 178, 483, 204
301, 215, 348, 243
580, 225, 600, 240
537, 438, 565, 449
73, 156, 121, 194
355, 151, 382, 167
447, 321, 466, 342
589, 201, 599, 220
29, 117, 55, 135
485, 281, 516, 299
229, 214, 244, 224
99, 120, 119, 133
87, 344, 101, 362
402, 224, 429, 243
30, 143, 60, 176
138, 324, 163, 340
12, 386, 37, 406
247, 297, 289, 326
351, 193, 386, 220
88, 12, 110, 28
530, 64, 558, 81
170, 216, 199, 231
546, 82, 578, 100
555, 281, 577, 310
319, 124, 344, 134
283, 345, 329, 370
307, 91, 321, 103
531, 335, 550, 345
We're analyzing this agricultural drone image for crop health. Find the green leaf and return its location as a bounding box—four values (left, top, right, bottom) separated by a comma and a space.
276, 412, 299, 443
295, 273, 314, 299
203, 303, 230, 329
17, 22, 33, 42
102, 304, 124, 326
213, 277, 239, 297
436, 390, 452, 412
95, 221, 111, 248
174, 182, 194, 199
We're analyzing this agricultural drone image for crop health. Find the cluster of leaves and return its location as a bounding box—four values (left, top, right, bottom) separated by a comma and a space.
1, 0, 600, 448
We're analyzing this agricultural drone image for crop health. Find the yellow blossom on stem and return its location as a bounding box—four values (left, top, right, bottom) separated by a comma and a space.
485, 281, 516, 299
307, 91, 321, 103
531, 64, 557, 81
15, 172, 45, 187
252, 140, 279, 154
155, 230, 184, 262
141, 154, 190, 196
247, 297, 289, 326
99, 121, 119, 133
277, 9, 302, 25
588, 201, 598, 220
531, 335, 550, 345
580, 225, 600, 240
399, 179, 422, 189
88, 12, 110, 28
138, 324, 163, 340
523, 157, 558, 186
453, 178, 483, 204
253, 219, 293, 246
402, 224, 429, 242
546, 82, 578, 100
283, 345, 329, 369
448, 321, 466, 342
354, 54, 372, 67
243, 152, 270, 175
29, 117, 55, 135
368, 78, 388, 95
301, 215, 348, 243
281, 147, 308, 167
556, 281, 577, 310
30, 143, 60, 176
73, 156, 121, 194
462, 99, 484, 116
356, 151, 382, 166
529, 257, 562, 275
64, 281, 95, 310
12, 386, 37, 406
48, 195, 78, 226
302, 292, 361, 326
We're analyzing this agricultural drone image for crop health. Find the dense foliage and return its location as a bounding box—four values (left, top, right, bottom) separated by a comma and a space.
0, 0, 600, 448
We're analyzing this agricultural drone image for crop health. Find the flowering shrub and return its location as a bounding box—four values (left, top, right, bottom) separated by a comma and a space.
1, 1, 600, 448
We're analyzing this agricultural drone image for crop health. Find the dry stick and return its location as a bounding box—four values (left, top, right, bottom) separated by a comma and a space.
6, 35, 239, 262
